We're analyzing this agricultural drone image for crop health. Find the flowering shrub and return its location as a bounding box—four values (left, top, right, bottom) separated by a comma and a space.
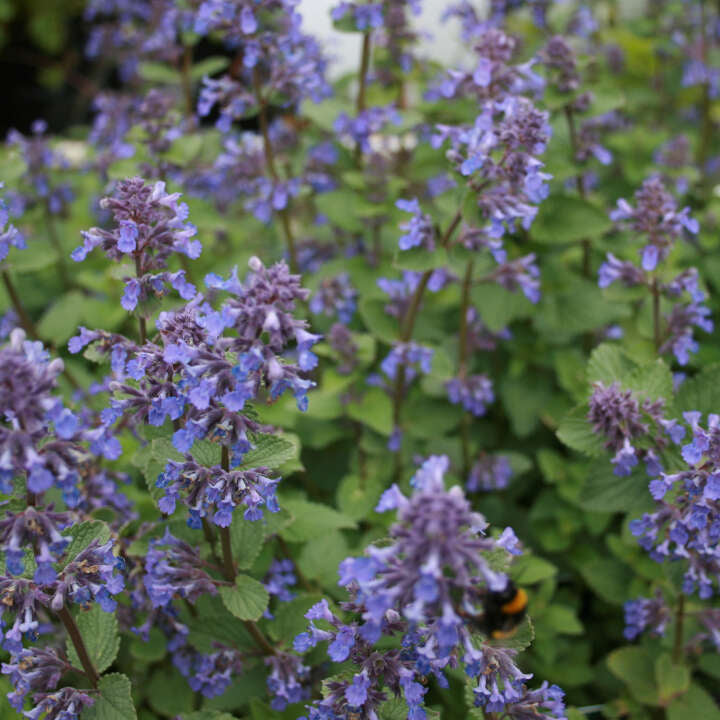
0, 1, 719, 719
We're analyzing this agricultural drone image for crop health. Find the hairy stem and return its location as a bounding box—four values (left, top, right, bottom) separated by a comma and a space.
134, 254, 147, 344
356, 32, 371, 115
458, 260, 474, 479
354, 32, 372, 163
57, 606, 99, 688
216, 445, 277, 656
181, 45, 194, 118
219, 445, 236, 582
696, 0, 712, 182
651, 277, 661, 351
45, 208, 70, 289
243, 619, 276, 656
563, 105, 591, 277
440, 210, 463, 249
253, 70, 298, 272
2, 269, 38, 339
672, 595, 685, 664
391, 212, 464, 482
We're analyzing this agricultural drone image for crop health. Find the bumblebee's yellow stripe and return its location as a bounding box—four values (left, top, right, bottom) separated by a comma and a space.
491, 628, 517, 640
500, 588, 528, 615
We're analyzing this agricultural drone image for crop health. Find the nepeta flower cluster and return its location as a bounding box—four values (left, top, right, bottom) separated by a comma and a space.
309, 273, 358, 324
608, 175, 698, 272
467, 454, 513, 492
631, 412, 720, 598
599, 178, 710, 364
6, 120, 74, 216
196, 1, 330, 132
0, 184, 26, 262
587, 381, 683, 476
71, 177, 200, 311
294, 455, 564, 719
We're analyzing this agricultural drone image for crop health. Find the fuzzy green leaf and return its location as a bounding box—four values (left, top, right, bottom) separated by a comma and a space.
229, 515, 265, 570
219, 574, 269, 621
607, 647, 660, 706
82, 674, 136, 720
66, 605, 119, 674
62, 521, 111, 565
280, 499, 356, 542
241, 435, 298, 470
556, 407, 605, 457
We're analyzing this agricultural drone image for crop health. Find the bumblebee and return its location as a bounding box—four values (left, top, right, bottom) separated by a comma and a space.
478, 582, 528, 640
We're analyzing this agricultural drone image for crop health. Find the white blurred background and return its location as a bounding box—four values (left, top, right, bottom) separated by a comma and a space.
297, 0, 478, 76
297, 0, 649, 77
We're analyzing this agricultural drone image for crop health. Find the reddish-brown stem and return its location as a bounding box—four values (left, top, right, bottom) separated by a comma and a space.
673, 595, 685, 664
181, 45, 194, 118
243, 619, 276, 656
57, 606, 99, 688
216, 446, 277, 656
2, 270, 38, 339
563, 104, 591, 277
134, 254, 147, 343
458, 260, 474, 478
253, 70, 298, 272
219, 445, 236, 582
651, 277, 661, 351
391, 212, 464, 481
356, 32, 371, 115
440, 210, 463, 249
45, 207, 70, 289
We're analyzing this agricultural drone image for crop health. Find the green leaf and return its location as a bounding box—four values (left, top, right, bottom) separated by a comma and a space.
280, 499, 356, 542
66, 605, 119, 674
336, 473, 383, 521
129, 627, 166, 663
587, 344, 636, 386
82, 674, 137, 720
182, 714, 237, 720
510, 555, 557, 584
314, 190, 365, 233
219, 574, 269, 621
37, 291, 87, 346
675, 364, 720, 416
578, 558, 634, 605
63, 521, 111, 565
137, 62, 180, 84
187, 438, 221, 467
470, 283, 533, 332
241, 435, 298, 470
393, 247, 448, 272
146, 666, 194, 717
269, 593, 324, 642
655, 653, 690, 705
607, 647, 660, 706
229, 515, 265, 570
541, 605, 584, 635
345, 387, 393, 436
556, 406, 605, 456
699, 653, 720, 679
667, 683, 720, 719
626, 360, 674, 402
190, 56, 230, 80
532, 195, 612, 244
358, 298, 399, 345
183, 595, 254, 654
578, 463, 653, 513
301, 98, 347, 132
297, 530, 349, 588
